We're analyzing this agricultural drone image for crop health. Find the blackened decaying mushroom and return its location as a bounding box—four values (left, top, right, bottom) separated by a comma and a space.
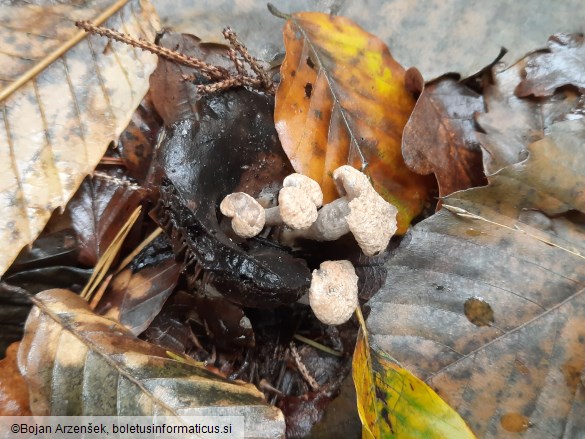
151, 89, 311, 307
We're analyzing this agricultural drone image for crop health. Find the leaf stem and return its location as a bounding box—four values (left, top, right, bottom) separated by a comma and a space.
443, 204, 585, 260
266, 3, 291, 20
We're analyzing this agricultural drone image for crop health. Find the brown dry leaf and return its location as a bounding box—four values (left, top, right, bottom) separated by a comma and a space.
150, 32, 235, 126
0, 342, 31, 416
118, 93, 163, 184
275, 12, 432, 233
366, 119, 585, 437
67, 174, 146, 267
18, 289, 285, 437
0, 0, 160, 276
402, 77, 487, 201
98, 251, 182, 335
516, 33, 585, 97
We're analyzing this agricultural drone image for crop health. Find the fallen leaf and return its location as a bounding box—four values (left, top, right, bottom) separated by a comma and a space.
0, 342, 31, 416
143, 292, 196, 354
402, 77, 487, 201
365, 119, 585, 436
149, 31, 235, 126
0, 283, 36, 354
118, 93, 163, 185
516, 33, 585, 97
0, 0, 160, 276
309, 375, 361, 438
275, 12, 432, 233
353, 329, 475, 438
18, 289, 285, 437
97, 245, 182, 335
478, 57, 583, 174
68, 174, 147, 267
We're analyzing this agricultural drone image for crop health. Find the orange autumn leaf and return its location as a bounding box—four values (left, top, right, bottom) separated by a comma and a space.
0, 342, 31, 416
275, 12, 433, 234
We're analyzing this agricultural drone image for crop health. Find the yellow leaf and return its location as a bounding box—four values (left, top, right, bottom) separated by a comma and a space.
275, 12, 433, 234
0, 0, 160, 276
353, 309, 475, 438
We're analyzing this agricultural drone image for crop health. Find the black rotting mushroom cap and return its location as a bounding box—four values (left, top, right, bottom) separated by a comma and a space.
152, 89, 311, 307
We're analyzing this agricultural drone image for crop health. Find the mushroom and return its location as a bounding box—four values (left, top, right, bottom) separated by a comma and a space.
287, 166, 398, 256
309, 260, 359, 325
220, 173, 323, 237
220, 192, 265, 238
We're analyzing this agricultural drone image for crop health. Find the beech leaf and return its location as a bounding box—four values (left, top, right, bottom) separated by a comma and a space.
98, 256, 182, 335
516, 33, 585, 97
0, 0, 160, 276
366, 119, 585, 437
477, 57, 583, 175
275, 12, 433, 234
353, 315, 475, 438
402, 77, 487, 201
18, 289, 285, 438
0, 342, 31, 416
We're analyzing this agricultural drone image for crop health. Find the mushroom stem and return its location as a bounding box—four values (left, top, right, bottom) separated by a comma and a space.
294, 197, 351, 241
264, 206, 283, 226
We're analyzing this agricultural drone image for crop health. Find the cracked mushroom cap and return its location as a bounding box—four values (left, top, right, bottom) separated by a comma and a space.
309, 260, 359, 325
278, 186, 319, 230
220, 192, 265, 238
332, 165, 372, 199
283, 173, 323, 207
333, 165, 398, 256
347, 193, 397, 256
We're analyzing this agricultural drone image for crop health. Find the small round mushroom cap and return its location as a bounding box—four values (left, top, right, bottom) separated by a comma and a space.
220, 192, 265, 238
278, 186, 319, 230
309, 260, 359, 325
283, 173, 323, 207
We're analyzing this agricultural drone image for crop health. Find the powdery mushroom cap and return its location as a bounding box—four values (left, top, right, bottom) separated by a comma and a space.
309, 260, 359, 325
278, 186, 319, 230
283, 173, 323, 207
220, 192, 265, 238
332, 165, 398, 256
347, 193, 397, 256
332, 165, 372, 199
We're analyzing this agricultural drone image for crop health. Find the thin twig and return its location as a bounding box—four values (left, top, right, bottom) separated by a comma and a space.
76, 20, 229, 80
223, 27, 275, 93
289, 342, 320, 391
228, 48, 246, 76
293, 334, 343, 357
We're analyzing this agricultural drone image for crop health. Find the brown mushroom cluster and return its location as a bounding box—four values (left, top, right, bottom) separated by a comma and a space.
220, 165, 398, 325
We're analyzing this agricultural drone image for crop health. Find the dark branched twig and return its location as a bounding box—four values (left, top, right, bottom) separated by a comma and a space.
75, 20, 275, 95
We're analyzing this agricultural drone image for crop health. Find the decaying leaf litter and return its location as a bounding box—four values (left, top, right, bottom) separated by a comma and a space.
1, 0, 585, 438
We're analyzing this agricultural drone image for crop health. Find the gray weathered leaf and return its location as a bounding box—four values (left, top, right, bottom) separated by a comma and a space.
18, 289, 285, 438
477, 58, 583, 174
367, 119, 585, 437
0, 0, 160, 276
